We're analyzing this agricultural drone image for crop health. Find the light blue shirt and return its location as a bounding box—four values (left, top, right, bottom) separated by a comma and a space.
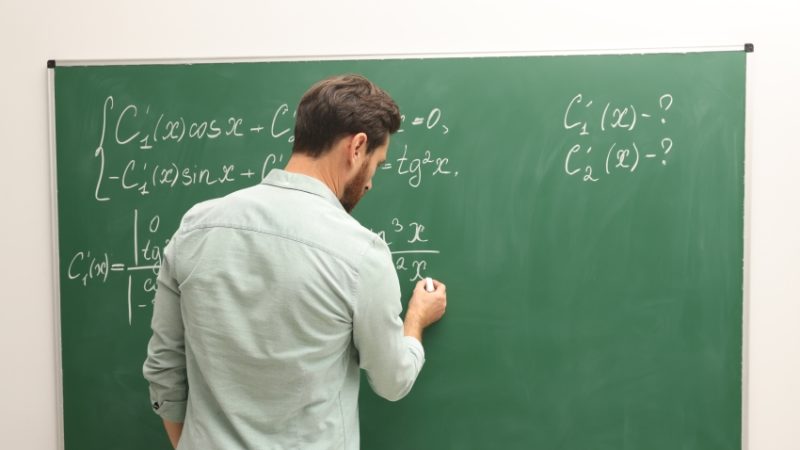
143, 169, 425, 450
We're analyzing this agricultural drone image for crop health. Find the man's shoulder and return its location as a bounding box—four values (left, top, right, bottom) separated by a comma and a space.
179, 197, 224, 229
171, 184, 265, 237
314, 205, 391, 264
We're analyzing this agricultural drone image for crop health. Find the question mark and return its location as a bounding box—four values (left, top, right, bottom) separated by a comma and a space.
661, 137, 673, 166
659, 94, 673, 124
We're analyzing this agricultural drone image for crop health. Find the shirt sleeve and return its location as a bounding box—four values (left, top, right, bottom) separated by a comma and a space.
142, 238, 188, 422
352, 238, 425, 402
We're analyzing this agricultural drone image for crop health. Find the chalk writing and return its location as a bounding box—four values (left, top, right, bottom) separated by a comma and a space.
67, 211, 442, 324
562, 93, 675, 182
100, 97, 451, 151
397, 107, 451, 135
371, 218, 440, 282
384, 145, 459, 188
91, 97, 460, 200
94, 152, 284, 199
66, 209, 164, 325
68, 94, 457, 325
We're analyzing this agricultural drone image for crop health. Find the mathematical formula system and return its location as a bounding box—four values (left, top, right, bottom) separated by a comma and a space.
66, 96, 457, 325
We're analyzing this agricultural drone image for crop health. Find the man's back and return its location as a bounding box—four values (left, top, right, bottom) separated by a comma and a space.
144, 170, 425, 449
144, 74, 447, 450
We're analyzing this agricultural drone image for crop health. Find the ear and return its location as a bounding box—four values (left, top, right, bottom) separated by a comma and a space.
349, 132, 368, 163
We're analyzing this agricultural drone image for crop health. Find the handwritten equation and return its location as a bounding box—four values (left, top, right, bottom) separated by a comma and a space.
103, 97, 451, 150
561, 93, 675, 182
92, 96, 460, 200
397, 108, 450, 135
371, 218, 440, 283
381, 145, 459, 188
66, 212, 438, 325
67, 94, 454, 325
67, 210, 164, 325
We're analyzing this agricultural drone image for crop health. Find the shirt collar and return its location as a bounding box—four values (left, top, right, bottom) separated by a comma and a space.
261, 169, 345, 211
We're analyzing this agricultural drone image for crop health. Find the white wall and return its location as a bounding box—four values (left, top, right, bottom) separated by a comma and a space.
1, 1, 798, 448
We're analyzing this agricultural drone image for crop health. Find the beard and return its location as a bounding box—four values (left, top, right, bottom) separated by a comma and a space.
340, 161, 370, 214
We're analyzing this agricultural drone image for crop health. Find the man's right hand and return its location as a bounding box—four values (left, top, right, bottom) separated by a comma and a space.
403, 279, 447, 342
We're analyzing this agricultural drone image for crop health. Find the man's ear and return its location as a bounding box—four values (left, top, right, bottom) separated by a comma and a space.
350, 133, 368, 162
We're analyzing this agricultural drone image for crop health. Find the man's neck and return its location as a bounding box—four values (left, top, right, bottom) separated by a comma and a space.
283, 153, 344, 199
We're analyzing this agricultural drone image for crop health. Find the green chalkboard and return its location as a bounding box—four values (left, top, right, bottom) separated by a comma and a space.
52, 51, 746, 450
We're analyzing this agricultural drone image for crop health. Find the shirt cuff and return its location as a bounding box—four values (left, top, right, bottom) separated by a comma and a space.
151, 399, 187, 423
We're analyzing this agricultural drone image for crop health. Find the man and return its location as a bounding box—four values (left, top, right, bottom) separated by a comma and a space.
143, 74, 447, 449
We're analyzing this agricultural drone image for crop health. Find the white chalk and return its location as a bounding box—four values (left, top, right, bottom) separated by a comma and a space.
425, 277, 434, 293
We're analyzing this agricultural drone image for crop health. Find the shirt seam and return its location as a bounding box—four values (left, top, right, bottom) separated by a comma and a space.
260, 180, 340, 207
338, 391, 347, 450
260, 170, 344, 211
179, 222, 363, 270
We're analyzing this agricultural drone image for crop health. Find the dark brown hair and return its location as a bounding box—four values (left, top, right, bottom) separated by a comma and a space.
292, 74, 401, 157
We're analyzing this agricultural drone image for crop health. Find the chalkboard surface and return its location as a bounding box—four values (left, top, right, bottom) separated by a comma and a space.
52, 51, 746, 450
